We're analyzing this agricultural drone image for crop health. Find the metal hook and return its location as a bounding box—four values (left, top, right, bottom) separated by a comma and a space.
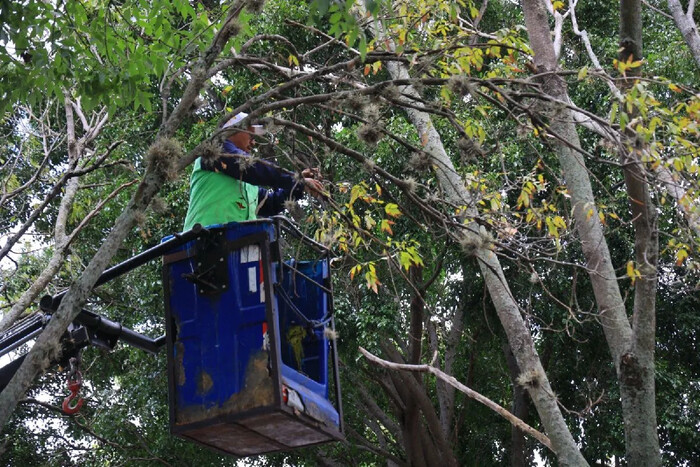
62, 357, 84, 415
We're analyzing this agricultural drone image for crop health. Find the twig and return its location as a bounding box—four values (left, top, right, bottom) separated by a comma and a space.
643, 0, 673, 18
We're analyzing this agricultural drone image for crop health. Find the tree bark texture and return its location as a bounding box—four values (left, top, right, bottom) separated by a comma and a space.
408, 266, 424, 366
619, 0, 643, 67
667, 0, 700, 69
434, 270, 467, 439
618, 1, 662, 464
504, 343, 532, 467
521, 0, 661, 464
383, 343, 458, 467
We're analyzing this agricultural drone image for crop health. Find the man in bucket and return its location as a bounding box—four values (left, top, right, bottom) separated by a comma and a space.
184, 112, 324, 230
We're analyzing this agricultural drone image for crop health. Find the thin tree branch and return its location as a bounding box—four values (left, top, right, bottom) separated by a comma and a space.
359, 347, 553, 451
67, 179, 139, 244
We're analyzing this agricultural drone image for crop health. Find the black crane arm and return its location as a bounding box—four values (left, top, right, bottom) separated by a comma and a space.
0, 224, 208, 393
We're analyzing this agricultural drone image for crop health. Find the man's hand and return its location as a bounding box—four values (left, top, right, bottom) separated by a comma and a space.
301, 168, 326, 199
301, 167, 321, 180
303, 177, 326, 200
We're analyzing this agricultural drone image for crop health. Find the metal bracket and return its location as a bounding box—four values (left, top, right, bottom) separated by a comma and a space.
182, 229, 229, 296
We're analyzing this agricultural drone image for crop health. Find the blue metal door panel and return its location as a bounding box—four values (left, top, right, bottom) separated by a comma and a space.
166, 223, 276, 412
279, 260, 330, 396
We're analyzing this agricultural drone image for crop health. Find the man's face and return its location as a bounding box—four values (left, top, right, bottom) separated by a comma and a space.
229, 127, 255, 152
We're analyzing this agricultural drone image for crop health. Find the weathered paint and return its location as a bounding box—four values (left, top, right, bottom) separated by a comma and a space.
176, 352, 274, 426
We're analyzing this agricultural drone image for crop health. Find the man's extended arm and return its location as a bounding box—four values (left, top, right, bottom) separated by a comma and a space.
200, 153, 302, 194
256, 187, 303, 216
200, 142, 325, 215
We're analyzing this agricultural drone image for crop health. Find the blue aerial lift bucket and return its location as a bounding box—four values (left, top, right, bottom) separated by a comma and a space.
161, 217, 343, 457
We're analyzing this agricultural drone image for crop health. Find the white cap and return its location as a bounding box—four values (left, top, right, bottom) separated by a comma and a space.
223, 112, 266, 135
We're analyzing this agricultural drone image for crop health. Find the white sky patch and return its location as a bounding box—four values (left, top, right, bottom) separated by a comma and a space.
0, 340, 34, 369
0, 226, 49, 271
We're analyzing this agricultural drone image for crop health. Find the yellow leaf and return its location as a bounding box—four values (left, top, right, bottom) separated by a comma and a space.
399, 251, 412, 271
552, 0, 565, 10
350, 184, 366, 205
546, 217, 558, 238
365, 264, 381, 293
380, 219, 394, 235
516, 191, 529, 209
251, 82, 262, 91
669, 83, 681, 93
626, 260, 636, 284
553, 216, 566, 229
350, 264, 362, 280
676, 249, 688, 266
364, 213, 376, 230
577, 66, 588, 81
385, 203, 402, 218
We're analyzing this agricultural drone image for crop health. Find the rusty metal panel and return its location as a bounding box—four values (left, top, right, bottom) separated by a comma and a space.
164, 225, 278, 421
239, 411, 334, 447
174, 352, 276, 426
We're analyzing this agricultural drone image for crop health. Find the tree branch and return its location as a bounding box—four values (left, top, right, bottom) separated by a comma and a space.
667, 0, 700, 69
359, 346, 553, 451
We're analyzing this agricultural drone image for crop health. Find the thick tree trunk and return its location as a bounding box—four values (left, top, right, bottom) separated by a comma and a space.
408, 266, 424, 365
387, 365, 431, 466
521, 0, 660, 464
504, 343, 532, 467
619, 0, 643, 70
383, 344, 458, 467
618, 2, 662, 464
434, 268, 467, 439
